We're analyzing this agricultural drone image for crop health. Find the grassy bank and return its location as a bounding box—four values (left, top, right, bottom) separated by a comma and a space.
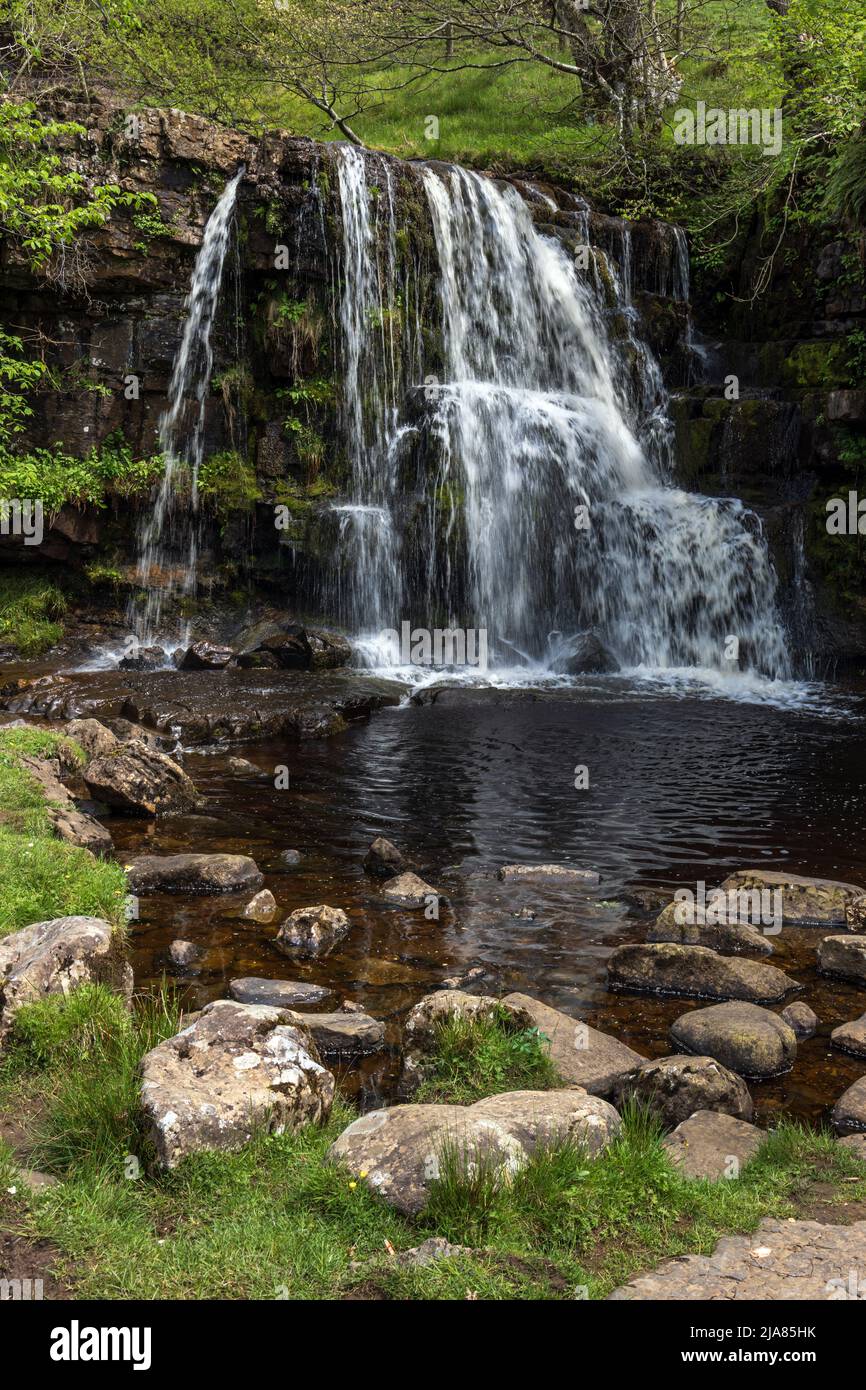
2, 989, 864, 1300
0, 726, 127, 935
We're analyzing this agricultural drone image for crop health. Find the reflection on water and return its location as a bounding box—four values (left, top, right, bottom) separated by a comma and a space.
108, 680, 866, 1123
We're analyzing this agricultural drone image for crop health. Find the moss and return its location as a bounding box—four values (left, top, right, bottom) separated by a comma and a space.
197, 451, 262, 516
781, 342, 849, 390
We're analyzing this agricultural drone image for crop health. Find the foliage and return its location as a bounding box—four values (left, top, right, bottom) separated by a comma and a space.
0, 571, 67, 655
415, 1006, 560, 1104
196, 450, 262, 513
0, 432, 165, 519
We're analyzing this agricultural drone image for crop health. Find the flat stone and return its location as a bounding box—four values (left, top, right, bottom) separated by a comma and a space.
84, 739, 197, 817
662, 1110, 763, 1180
380, 872, 440, 908
501, 992, 647, 1096
612, 1055, 753, 1129
0, 916, 132, 1045
139, 1000, 334, 1168
15, 1168, 60, 1192
328, 1088, 620, 1215
818, 934, 866, 985
781, 1001, 819, 1039
720, 869, 865, 927
274, 904, 350, 959
831, 1013, 866, 1058
282, 1009, 385, 1056
393, 1237, 473, 1268
228, 977, 332, 1008
607, 943, 799, 1004
609, 1217, 866, 1299
498, 864, 600, 886
833, 1076, 866, 1135
240, 889, 278, 924
670, 1001, 797, 1079
647, 900, 773, 955
838, 1134, 866, 1160
124, 852, 264, 894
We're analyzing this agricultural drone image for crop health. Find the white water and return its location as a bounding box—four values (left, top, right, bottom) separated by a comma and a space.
329, 157, 793, 694
131, 168, 244, 644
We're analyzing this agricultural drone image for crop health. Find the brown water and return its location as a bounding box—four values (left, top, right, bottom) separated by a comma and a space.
102, 676, 866, 1122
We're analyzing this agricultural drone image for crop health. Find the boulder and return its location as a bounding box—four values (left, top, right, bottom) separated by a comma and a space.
832, 1077, 866, 1135
282, 1009, 385, 1056
831, 1014, 866, 1059
363, 836, 406, 879
818, 934, 866, 985
177, 641, 235, 671
139, 1000, 334, 1168
63, 718, 119, 761
402, 990, 502, 1085
500, 992, 646, 1096
306, 629, 353, 671
0, 916, 132, 1044
168, 939, 201, 969
550, 633, 616, 675
670, 1002, 797, 1079
607, 943, 799, 1004
838, 1134, 866, 1160
117, 646, 166, 672
662, 1110, 763, 1181
226, 756, 270, 780
255, 624, 312, 670
18, 755, 112, 856
328, 1088, 621, 1215
83, 739, 197, 817
124, 853, 263, 894
720, 869, 864, 927
240, 889, 278, 924
228, 977, 332, 1009
647, 900, 773, 955
274, 904, 350, 959
611, 1055, 753, 1129
781, 1001, 819, 1040
498, 864, 600, 886
380, 872, 440, 908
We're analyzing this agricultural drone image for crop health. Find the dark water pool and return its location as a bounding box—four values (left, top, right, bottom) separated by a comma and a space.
106, 677, 866, 1124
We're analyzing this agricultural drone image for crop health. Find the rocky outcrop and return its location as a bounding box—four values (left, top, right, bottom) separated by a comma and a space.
670, 1002, 797, 1079
719, 870, 865, 927
83, 739, 197, 816
611, 1055, 753, 1129
19, 754, 112, 855
0, 916, 132, 1044
607, 942, 799, 1004
661, 1110, 763, 1181
139, 1000, 334, 1168
274, 904, 350, 958
328, 1089, 621, 1215
818, 934, 866, 985
124, 852, 263, 893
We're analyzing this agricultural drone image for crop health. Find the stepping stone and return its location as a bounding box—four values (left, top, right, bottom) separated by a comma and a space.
818, 934, 866, 985
833, 1076, 866, 1136
380, 872, 441, 908
501, 992, 646, 1096
720, 869, 865, 927
239, 889, 278, 924
282, 1010, 385, 1056
607, 943, 799, 1004
648, 899, 772, 954
498, 864, 600, 886
781, 1001, 818, 1039
831, 1013, 866, 1058
662, 1110, 762, 1180
670, 1001, 797, 1079
608, 1217, 866, 1299
612, 1055, 753, 1129
124, 853, 263, 894
275, 904, 350, 959
228, 978, 332, 1008
363, 836, 407, 878
168, 939, 201, 969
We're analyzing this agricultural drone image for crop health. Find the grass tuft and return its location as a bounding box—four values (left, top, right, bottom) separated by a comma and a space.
415, 1004, 561, 1104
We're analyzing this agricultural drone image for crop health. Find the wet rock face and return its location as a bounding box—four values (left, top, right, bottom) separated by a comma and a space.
611, 1055, 754, 1129
274, 904, 351, 959
607, 942, 799, 1004
670, 1001, 798, 1079
176, 642, 235, 671
0, 916, 132, 1045
328, 1089, 621, 1215
139, 1000, 335, 1169
83, 739, 197, 816
124, 852, 263, 893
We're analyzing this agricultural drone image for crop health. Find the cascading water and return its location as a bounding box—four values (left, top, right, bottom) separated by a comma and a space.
332, 152, 790, 682
131, 168, 244, 643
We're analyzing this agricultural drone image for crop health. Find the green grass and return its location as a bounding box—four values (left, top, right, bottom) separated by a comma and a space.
2, 995, 864, 1300
415, 1005, 561, 1104
0, 571, 66, 656
0, 727, 127, 936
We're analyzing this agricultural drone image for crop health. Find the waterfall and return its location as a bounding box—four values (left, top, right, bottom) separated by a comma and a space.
330, 155, 789, 680
131, 168, 244, 642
